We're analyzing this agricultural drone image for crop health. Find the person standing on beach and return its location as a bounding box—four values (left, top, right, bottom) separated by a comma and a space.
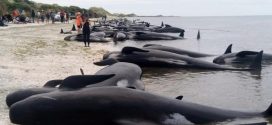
37, 11, 40, 24
31, 10, 35, 23
76, 12, 83, 34
83, 19, 91, 47
45, 11, 50, 24
41, 10, 45, 23
65, 12, 70, 23
50, 11, 55, 24
60, 10, 64, 23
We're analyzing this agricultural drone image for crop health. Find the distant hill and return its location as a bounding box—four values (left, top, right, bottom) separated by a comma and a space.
112, 13, 137, 17
0, 0, 137, 18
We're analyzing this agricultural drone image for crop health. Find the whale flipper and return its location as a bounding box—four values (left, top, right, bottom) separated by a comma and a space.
122, 47, 149, 54
59, 74, 115, 89
224, 44, 232, 54
175, 96, 183, 100
236, 51, 259, 57
43, 80, 63, 88
94, 58, 119, 66
143, 44, 161, 47
249, 50, 263, 70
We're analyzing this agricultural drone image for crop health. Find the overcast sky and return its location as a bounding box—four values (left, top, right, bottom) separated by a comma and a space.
31, 0, 272, 16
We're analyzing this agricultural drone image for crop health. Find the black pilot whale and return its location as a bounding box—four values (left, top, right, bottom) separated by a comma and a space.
213, 44, 272, 64
95, 46, 263, 71
6, 62, 144, 107
9, 87, 272, 125
143, 44, 213, 57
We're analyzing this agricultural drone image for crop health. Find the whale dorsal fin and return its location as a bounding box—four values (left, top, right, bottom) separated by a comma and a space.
122, 47, 149, 54
60, 29, 64, 34
224, 44, 232, 54
236, 51, 259, 57
59, 74, 115, 89
175, 96, 183, 100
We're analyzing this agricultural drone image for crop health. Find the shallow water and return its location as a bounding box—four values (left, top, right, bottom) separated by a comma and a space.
122, 16, 272, 124
1, 16, 272, 125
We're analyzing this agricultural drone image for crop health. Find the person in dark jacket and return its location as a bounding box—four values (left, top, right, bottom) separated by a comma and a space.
31, 10, 35, 23
82, 19, 91, 47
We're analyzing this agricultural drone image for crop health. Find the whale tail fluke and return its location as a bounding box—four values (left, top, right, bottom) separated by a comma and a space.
264, 103, 272, 116
249, 50, 263, 70
224, 44, 232, 54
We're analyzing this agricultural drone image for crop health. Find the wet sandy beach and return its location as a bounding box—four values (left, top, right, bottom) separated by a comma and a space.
0, 22, 115, 124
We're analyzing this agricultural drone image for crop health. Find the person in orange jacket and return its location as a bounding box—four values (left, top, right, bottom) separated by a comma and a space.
75, 12, 83, 34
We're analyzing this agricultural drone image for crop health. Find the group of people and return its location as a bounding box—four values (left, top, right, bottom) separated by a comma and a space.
32, 10, 70, 24
75, 12, 91, 47
1, 9, 71, 24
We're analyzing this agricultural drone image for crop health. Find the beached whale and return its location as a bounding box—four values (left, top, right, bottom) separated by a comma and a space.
143, 44, 213, 57
95, 46, 262, 71
5, 75, 113, 107
154, 24, 185, 33
131, 31, 184, 40
64, 32, 110, 42
6, 62, 144, 107
213, 44, 272, 64
113, 31, 184, 42
9, 87, 272, 125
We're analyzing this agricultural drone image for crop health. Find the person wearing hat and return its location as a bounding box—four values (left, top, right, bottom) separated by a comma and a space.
76, 12, 83, 34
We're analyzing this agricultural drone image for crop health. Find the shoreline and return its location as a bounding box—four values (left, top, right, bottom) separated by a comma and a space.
0, 22, 114, 125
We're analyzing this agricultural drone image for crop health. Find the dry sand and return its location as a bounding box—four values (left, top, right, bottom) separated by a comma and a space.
0, 22, 117, 124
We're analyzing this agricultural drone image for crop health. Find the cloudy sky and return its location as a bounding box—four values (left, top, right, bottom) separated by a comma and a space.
31, 0, 272, 16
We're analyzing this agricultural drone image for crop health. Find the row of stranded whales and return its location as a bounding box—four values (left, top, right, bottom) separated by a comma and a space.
213, 44, 272, 64
95, 46, 263, 71
9, 86, 272, 125
6, 62, 144, 107
113, 31, 184, 42
64, 19, 186, 42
